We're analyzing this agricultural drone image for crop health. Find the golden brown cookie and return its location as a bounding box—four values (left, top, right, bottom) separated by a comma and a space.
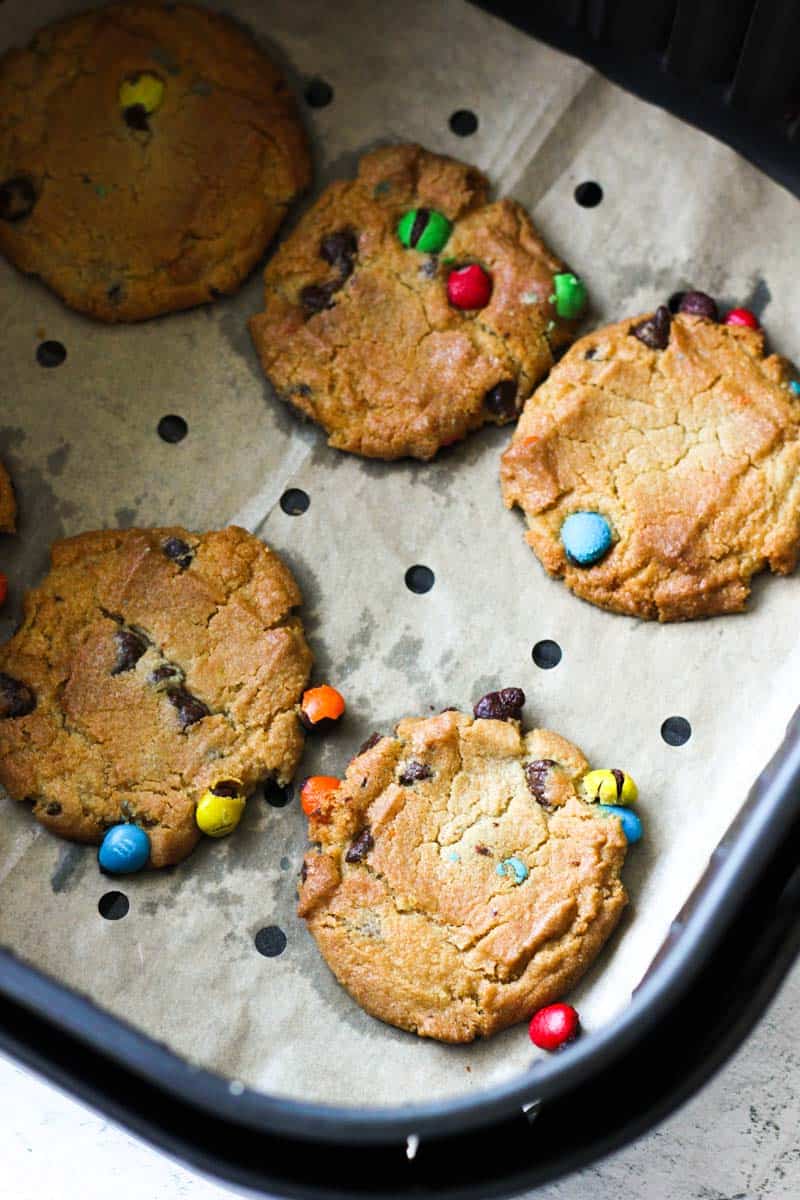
501, 309, 800, 621
298, 701, 628, 1042
249, 144, 584, 460
0, 461, 15, 533
0, 4, 310, 321
0, 526, 311, 866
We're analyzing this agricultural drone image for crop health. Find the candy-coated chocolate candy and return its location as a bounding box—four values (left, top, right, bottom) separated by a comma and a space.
397, 208, 452, 254
596, 804, 643, 844
678, 291, 718, 321
98, 823, 150, 874
299, 684, 345, 733
300, 775, 340, 817
561, 511, 613, 566
119, 72, 165, 116
581, 768, 638, 806
529, 1002, 580, 1050
0, 573, 7, 606
724, 307, 759, 329
496, 856, 529, 884
196, 780, 246, 838
790, 381, 800, 396
552, 272, 587, 320
447, 263, 492, 310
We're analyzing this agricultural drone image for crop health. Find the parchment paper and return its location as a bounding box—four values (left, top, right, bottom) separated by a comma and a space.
1, 0, 799, 1110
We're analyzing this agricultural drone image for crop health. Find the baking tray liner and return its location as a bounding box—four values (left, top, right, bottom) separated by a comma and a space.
1, 0, 799, 1110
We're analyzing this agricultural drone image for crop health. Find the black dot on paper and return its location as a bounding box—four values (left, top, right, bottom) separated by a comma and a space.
574, 181, 603, 207
532, 640, 562, 669
255, 925, 287, 957
36, 340, 66, 368
157, 415, 188, 443
280, 488, 310, 515
405, 564, 435, 594
98, 891, 129, 920
661, 716, 692, 746
449, 109, 478, 136
305, 78, 333, 108
264, 780, 292, 808
668, 292, 686, 313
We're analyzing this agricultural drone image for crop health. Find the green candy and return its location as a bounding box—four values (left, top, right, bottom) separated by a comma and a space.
397, 207, 452, 254
552, 272, 587, 320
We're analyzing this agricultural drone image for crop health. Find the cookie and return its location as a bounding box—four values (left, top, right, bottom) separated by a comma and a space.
501, 309, 800, 621
0, 4, 310, 321
298, 706, 627, 1042
249, 144, 583, 460
0, 526, 311, 866
0, 461, 15, 533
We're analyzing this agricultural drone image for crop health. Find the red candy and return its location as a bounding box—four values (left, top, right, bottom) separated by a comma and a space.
725, 307, 759, 329
0, 573, 6, 606
447, 263, 492, 310
528, 1002, 580, 1051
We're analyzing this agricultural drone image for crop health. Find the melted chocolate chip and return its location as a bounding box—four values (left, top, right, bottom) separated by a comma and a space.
473, 688, 525, 722
162, 536, 193, 569
345, 827, 374, 863
409, 208, 430, 248
358, 732, 381, 754
149, 664, 183, 690
167, 687, 209, 729
585, 347, 597, 360
475, 844, 491, 856
631, 306, 671, 351
123, 104, 150, 131
611, 768, 625, 798
111, 629, 148, 675
0, 175, 37, 221
399, 760, 432, 785
211, 780, 240, 797
45, 801, 62, 816
320, 229, 357, 278
0, 672, 36, 719
483, 379, 518, 419
107, 284, 124, 303
525, 759, 557, 808
678, 290, 718, 321
300, 279, 340, 315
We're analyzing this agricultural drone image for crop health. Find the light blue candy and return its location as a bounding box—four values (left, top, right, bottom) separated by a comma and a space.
496, 856, 529, 884
596, 804, 642, 844
98, 823, 150, 874
790, 381, 800, 396
561, 511, 613, 566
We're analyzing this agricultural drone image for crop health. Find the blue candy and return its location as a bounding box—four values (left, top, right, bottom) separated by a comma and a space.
596, 804, 642, 844
560, 511, 613, 566
98, 823, 150, 874
790, 381, 800, 396
496, 856, 529, 884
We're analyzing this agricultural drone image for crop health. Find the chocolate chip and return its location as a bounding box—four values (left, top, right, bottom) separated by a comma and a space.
399, 761, 432, 785
45, 802, 62, 816
211, 780, 240, 797
123, 104, 150, 131
0, 673, 36, 719
483, 379, 519, 419
345, 827, 374, 863
678, 290, 718, 321
300, 280, 340, 315
162, 536, 193, 569
611, 768, 625, 798
167, 687, 209, 729
473, 687, 525, 722
149, 664, 183, 690
358, 732, 381, 754
107, 284, 124, 303
475, 844, 490, 856
631, 306, 671, 350
320, 229, 357, 278
293, 383, 312, 397
300, 861, 308, 883
525, 759, 557, 808
585, 347, 597, 360
0, 175, 37, 221
111, 629, 148, 675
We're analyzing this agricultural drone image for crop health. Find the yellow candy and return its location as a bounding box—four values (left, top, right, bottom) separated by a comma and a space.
196, 780, 246, 838
580, 768, 638, 806
118, 72, 165, 116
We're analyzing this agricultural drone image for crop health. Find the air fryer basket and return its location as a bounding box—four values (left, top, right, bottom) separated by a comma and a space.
2, 1, 800, 1196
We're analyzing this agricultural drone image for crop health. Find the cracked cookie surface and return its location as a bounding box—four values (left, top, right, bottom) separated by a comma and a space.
249, 144, 580, 460
501, 313, 800, 620
0, 3, 310, 321
0, 461, 15, 533
0, 526, 311, 866
298, 710, 627, 1042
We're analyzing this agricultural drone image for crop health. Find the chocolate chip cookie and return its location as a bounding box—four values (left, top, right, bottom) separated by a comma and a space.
298, 705, 627, 1042
249, 144, 584, 460
501, 307, 800, 620
0, 526, 311, 866
0, 461, 15, 533
0, 4, 310, 321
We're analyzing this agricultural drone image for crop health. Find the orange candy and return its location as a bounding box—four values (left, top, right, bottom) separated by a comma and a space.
0, 573, 7, 606
300, 684, 345, 730
300, 775, 340, 817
